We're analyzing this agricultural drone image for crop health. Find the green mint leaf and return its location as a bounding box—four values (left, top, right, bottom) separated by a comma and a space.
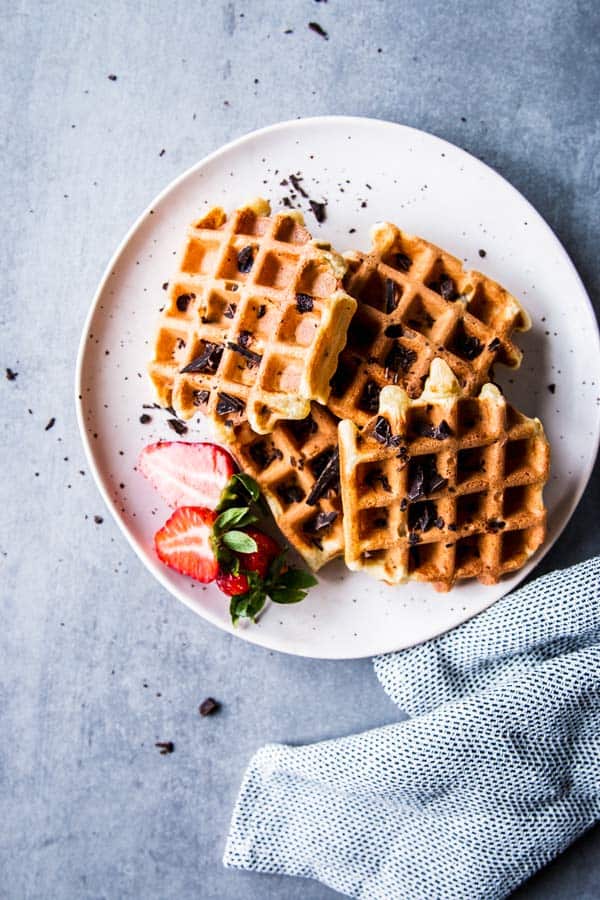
277, 568, 318, 591
269, 587, 309, 605
266, 549, 288, 583
214, 506, 256, 532
222, 530, 258, 554
232, 472, 261, 502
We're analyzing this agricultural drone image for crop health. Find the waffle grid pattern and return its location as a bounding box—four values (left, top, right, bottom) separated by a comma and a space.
149, 203, 355, 436
229, 403, 344, 570
339, 375, 549, 590
328, 223, 529, 426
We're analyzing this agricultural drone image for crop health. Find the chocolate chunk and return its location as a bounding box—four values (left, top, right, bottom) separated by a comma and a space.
411, 500, 437, 532
360, 380, 381, 413
216, 393, 244, 415
180, 342, 223, 374
306, 448, 340, 505
488, 337, 501, 352
139, 413, 152, 424
176, 293, 193, 312
365, 468, 391, 492
155, 741, 174, 755
199, 697, 220, 717
193, 390, 210, 406
384, 324, 403, 338
385, 278, 399, 313
395, 252, 411, 272
276, 481, 305, 504
303, 511, 338, 533
227, 341, 262, 367
455, 330, 483, 360
434, 516, 445, 529
249, 440, 281, 470
415, 418, 452, 440
385, 342, 417, 375
287, 414, 317, 445
224, 302, 237, 319
162, 282, 169, 291
478, 249, 487, 258
257, 304, 266, 319
439, 275, 456, 301
107, 74, 117, 81
45, 417, 56, 431
407, 457, 447, 500
309, 200, 326, 223
237, 246, 255, 273
548, 383, 556, 394
94, 515, 103, 524
308, 21, 328, 39
167, 418, 188, 435
296, 293, 314, 313
5, 368, 17, 380
408, 532, 421, 545
238, 330, 251, 347
487, 519, 506, 533
373, 416, 400, 447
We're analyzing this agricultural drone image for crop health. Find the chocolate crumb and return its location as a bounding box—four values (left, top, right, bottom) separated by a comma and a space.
257, 304, 266, 319
296, 293, 314, 313
438, 275, 457, 301
478, 249, 487, 258
308, 21, 328, 39
435, 516, 445, 529
224, 302, 237, 319
107, 74, 117, 81
289, 173, 308, 198
162, 282, 169, 291
176, 293, 193, 312
487, 519, 506, 533
548, 383, 556, 394
199, 698, 220, 717
155, 741, 174, 755
167, 418, 188, 435
139, 414, 152, 424
303, 511, 338, 534
45, 417, 56, 431
6, 367, 17, 380
488, 337, 501, 352
93, 515, 103, 525
309, 199, 326, 223
193, 390, 210, 406
408, 532, 421, 545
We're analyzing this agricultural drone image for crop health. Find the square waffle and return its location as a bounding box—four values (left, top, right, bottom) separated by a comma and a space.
227, 403, 344, 571
328, 222, 531, 426
338, 358, 549, 590
148, 199, 356, 437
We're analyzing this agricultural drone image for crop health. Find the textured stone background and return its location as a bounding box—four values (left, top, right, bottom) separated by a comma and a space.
2, 0, 599, 897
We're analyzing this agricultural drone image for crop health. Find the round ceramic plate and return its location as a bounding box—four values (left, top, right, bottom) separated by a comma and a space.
76, 116, 600, 659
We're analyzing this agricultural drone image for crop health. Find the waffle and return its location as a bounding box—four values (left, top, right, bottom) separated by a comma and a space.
328, 222, 531, 426
148, 198, 356, 437
227, 403, 344, 571
338, 358, 549, 591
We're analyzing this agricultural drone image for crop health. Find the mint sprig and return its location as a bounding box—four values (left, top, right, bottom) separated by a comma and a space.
229, 549, 318, 626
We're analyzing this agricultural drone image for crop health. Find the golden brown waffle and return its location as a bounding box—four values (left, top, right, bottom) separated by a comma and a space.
227, 403, 344, 571
328, 222, 530, 426
148, 199, 356, 437
338, 359, 549, 591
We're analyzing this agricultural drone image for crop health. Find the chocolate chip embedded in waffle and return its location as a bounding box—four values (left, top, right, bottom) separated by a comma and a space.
226, 403, 344, 571
328, 222, 530, 426
338, 358, 549, 591
148, 199, 356, 437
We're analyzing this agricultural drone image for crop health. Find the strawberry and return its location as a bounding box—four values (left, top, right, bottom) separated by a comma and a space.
139, 442, 235, 510
215, 528, 280, 596
154, 507, 218, 583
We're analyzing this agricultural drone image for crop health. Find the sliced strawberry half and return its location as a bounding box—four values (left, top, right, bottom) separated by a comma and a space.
154, 507, 218, 583
139, 442, 235, 509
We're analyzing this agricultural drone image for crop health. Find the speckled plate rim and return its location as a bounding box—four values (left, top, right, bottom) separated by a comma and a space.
75, 115, 600, 659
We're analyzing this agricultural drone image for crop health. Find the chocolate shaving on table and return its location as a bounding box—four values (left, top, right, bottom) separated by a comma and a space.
309, 199, 326, 223
199, 698, 220, 717
155, 741, 174, 755
306, 448, 339, 505
289, 173, 309, 198
167, 418, 188, 435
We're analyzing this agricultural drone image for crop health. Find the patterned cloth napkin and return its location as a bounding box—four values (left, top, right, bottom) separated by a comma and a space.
224, 557, 600, 899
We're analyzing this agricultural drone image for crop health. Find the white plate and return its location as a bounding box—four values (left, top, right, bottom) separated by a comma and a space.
76, 116, 600, 659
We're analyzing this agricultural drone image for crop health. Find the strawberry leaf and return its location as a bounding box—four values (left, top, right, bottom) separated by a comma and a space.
222, 530, 258, 553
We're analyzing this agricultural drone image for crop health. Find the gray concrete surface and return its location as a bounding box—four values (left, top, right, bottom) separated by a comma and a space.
2, 0, 599, 897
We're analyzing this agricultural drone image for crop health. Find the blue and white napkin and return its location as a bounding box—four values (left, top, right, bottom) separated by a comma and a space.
224, 557, 600, 899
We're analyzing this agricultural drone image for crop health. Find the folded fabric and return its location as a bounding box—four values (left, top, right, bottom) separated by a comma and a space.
224, 557, 600, 899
